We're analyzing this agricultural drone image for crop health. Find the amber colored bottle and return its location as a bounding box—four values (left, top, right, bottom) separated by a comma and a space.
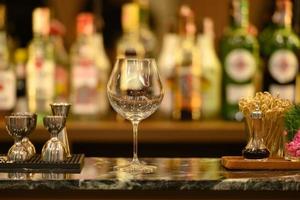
173, 5, 201, 120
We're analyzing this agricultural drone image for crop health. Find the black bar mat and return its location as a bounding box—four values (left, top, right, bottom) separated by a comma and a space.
0, 154, 84, 173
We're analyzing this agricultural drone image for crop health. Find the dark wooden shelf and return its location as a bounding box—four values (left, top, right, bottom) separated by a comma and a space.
0, 120, 246, 143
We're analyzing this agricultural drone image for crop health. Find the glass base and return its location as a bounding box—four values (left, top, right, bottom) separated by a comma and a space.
114, 161, 157, 174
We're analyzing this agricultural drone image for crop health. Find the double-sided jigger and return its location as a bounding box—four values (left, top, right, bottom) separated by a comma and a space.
11, 112, 37, 159
5, 115, 32, 161
50, 103, 71, 157
42, 116, 67, 162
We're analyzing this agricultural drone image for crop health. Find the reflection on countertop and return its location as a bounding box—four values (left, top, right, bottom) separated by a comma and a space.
0, 157, 299, 191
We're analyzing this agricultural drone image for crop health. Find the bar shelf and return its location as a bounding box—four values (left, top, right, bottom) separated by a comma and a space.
0, 120, 245, 143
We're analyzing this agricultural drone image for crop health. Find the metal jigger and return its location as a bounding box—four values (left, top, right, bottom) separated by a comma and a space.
50, 103, 71, 158
5, 115, 31, 161
42, 116, 67, 162
12, 112, 37, 159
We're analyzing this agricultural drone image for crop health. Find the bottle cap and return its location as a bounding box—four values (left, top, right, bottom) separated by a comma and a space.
76, 13, 94, 35
122, 3, 139, 32
231, 0, 249, 28
33, 7, 50, 35
274, 0, 292, 25
178, 5, 196, 36
203, 17, 214, 36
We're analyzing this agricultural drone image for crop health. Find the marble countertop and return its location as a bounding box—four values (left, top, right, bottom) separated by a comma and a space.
0, 157, 300, 191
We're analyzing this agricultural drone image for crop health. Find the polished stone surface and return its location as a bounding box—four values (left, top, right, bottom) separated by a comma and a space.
0, 157, 300, 191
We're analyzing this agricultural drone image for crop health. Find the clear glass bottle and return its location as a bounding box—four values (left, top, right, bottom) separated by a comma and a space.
136, 0, 157, 58
26, 7, 54, 118
220, 0, 259, 120
0, 4, 15, 115
260, 0, 300, 102
117, 3, 145, 58
50, 19, 69, 103
158, 23, 179, 118
70, 13, 109, 119
173, 5, 201, 120
93, 30, 110, 116
197, 18, 221, 119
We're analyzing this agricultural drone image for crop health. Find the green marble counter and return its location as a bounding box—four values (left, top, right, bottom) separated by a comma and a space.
0, 157, 300, 199
0, 157, 299, 191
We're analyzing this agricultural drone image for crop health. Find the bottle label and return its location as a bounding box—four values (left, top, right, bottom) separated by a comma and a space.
202, 66, 220, 116
226, 83, 255, 104
177, 67, 201, 109
269, 84, 295, 101
0, 70, 16, 110
35, 60, 55, 99
15, 97, 28, 113
16, 64, 26, 79
159, 79, 173, 115
55, 65, 69, 102
72, 63, 99, 114
225, 49, 256, 82
269, 50, 298, 84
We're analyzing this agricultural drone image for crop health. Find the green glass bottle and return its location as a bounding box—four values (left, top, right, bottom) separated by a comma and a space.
220, 0, 259, 120
260, 0, 300, 102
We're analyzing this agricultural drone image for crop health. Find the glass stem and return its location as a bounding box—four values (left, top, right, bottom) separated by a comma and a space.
132, 120, 140, 164
15, 137, 22, 146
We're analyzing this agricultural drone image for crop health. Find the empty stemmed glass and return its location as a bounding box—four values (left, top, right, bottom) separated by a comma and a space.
107, 58, 164, 173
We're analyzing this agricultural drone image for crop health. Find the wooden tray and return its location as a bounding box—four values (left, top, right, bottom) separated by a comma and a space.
0, 154, 84, 173
221, 156, 300, 170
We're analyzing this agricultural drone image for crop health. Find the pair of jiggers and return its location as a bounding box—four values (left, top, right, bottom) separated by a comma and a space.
5, 103, 71, 162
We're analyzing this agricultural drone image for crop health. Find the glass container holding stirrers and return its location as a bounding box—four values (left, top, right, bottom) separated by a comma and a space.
239, 92, 292, 158
107, 58, 164, 174
242, 105, 270, 160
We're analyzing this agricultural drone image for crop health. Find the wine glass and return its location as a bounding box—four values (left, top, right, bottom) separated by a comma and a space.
107, 58, 164, 173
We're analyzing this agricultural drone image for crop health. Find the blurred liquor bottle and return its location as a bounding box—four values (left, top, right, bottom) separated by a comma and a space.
197, 18, 221, 119
158, 22, 179, 119
50, 19, 69, 103
220, 0, 259, 120
26, 7, 54, 118
0, 5, 16, 115
295, 0, 300, 103
70, 13, 109, 119
293, 0, 300, 35
93, 17, 111, 117
173, 5, 201, 120
260, 0, 300, 102
14, 48, 28, 113
117, 3, 145, 58
136, 0, 157, 58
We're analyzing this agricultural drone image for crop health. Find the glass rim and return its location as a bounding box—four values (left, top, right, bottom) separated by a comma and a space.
116, 57, 156, 62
